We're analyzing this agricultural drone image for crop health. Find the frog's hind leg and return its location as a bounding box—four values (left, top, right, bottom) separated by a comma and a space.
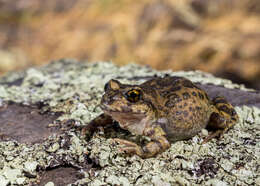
203, 96, 239, 143
114, 125, 170, 158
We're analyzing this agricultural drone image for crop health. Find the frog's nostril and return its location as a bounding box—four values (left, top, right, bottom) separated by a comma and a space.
108, 94, 121, 102
101, 95, 114, 105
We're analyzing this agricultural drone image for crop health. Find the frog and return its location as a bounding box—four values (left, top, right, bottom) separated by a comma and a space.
82, 76, 239, 158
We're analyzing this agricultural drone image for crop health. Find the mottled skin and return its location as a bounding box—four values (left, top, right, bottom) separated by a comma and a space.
82, 76, 239, 158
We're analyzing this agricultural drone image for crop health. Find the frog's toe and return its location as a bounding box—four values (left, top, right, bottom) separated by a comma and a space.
113, 138, 136, 146
113, 138, 144, 156
202, 129, 226, 144
119, 146, 142, 155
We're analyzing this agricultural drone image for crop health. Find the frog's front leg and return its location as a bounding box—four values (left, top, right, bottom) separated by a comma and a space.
80, 113, 113, 136
114, 125, 170, 158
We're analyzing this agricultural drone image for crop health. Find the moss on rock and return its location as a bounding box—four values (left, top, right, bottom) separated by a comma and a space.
0, 59, 259, 185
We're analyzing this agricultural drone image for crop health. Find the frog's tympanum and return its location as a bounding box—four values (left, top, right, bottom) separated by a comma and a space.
83, 76, 238, 158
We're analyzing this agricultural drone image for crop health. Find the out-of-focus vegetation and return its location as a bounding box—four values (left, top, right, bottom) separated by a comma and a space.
0, 0, 260, 89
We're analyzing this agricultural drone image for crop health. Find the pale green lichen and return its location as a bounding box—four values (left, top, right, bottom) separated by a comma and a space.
0, 60, 259, 185
2, 167, 22, 185
44, 182, 55, 186
0, 175, 9, 186
205, 179, 227, 186
23, 161, 38, 174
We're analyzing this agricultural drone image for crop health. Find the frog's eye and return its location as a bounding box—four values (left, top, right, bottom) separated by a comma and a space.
126, 89, 141, 103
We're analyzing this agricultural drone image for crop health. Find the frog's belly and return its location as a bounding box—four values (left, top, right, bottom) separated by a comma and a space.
165, 122, 207, 142
162, 111, 211, 142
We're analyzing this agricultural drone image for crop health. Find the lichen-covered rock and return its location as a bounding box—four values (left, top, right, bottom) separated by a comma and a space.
0, 59, 259, 185
0, 175, 9, 186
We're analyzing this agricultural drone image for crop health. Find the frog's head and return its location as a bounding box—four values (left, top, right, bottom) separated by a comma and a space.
100, 79, 156, 131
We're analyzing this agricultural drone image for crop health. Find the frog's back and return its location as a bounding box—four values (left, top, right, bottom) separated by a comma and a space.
141, 76, 214, 141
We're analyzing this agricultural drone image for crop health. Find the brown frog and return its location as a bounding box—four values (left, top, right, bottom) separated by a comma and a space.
82, 76, 238, 158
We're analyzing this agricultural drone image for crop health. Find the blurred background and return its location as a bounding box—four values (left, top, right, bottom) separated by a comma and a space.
0, 0, 260, 89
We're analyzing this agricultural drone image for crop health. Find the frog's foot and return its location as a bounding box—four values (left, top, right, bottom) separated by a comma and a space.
205, 96, 239, 143
113, 138, 144, 157
211, 96, 239, 126
113, 136, 170, 158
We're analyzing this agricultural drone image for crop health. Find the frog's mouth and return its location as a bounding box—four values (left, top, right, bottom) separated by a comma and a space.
100, 104, 146, 115
100, 104, 151, 134
103, 108, 148, 131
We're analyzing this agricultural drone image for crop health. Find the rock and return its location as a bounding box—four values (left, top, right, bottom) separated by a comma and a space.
0, 59, 259, 185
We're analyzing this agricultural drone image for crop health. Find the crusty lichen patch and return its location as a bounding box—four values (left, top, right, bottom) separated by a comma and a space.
0, 60, 259, 185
